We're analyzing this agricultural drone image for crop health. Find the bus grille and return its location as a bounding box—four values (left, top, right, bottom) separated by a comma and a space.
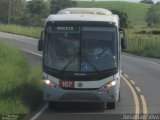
60, 93, 101, 101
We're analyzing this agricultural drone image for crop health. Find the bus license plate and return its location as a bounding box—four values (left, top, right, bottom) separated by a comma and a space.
59, 80, 75, 88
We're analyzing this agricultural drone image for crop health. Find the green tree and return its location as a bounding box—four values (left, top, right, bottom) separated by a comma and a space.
112, 10, 129, 28
20, 0, 49, 26
0, 0, 9, 23
156, 1, 160, 4
50, 0, 77, 14
0, 0, 24, 24
140, 0, 154, 4
146, 5, 160, 26
27, 0, 48, 17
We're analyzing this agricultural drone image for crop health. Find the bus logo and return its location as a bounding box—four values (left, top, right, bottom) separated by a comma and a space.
78, 82, 83, 87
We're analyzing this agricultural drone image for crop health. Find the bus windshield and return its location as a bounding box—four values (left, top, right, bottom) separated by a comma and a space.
44, 26, 118, 72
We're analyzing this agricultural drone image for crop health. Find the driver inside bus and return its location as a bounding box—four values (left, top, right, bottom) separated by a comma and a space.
83, 40, 115, 70
87, 41, 113, 59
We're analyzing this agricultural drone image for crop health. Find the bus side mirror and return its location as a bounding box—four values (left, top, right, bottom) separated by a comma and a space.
38, 39, 43, 51
121, 37, 126, 49
119, 28, 126, 49
38, 30, 44, 51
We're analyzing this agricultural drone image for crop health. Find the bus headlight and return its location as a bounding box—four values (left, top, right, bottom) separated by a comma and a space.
43, 79, 58, 88
104, 80, 117, 88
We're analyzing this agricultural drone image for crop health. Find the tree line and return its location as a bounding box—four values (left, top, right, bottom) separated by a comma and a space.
140, 0, 160, 26
0, 0, 159, 27
140, 0, 160, 4
146, 4, 160, 26
0, 0, 130, 28
0, 0, 76, 26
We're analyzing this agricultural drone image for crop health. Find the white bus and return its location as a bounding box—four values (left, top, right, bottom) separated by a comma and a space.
38, 8, 126, 109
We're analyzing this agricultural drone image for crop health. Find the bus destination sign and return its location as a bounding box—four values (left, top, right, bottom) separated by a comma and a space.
52, 26, 79, 32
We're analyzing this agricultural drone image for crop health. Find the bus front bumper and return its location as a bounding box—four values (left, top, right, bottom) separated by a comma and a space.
43, 85, 118, 103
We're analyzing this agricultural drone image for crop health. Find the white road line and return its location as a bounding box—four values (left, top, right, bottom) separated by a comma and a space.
20, 47, 46, 120
30, 104, 48, 120
123, 54, 160, 67
130, 80, 136, 85
20, 49, 42, 57
136, 87, 141, 93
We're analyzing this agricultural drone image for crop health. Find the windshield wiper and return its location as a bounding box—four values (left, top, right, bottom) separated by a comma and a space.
61, 53, 79, 72
96, 47, 110, 56
61, 54, 101, 74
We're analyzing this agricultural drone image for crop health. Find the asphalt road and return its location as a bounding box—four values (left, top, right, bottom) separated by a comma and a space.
0, 32, 160, 120
121, 54, 160, 114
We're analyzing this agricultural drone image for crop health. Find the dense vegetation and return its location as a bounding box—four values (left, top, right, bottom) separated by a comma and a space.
112, 9, 129, 28
0, 42, 43, 114
140, 0, 154, 4
0, 0, 76, 26
50, 0, 77, 13
146, 4, 160, 26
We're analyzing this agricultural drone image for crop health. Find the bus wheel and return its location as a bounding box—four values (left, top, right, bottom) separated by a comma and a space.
107, 102, 115, 109
118, 92, 120, 102
48, 102, 57, 109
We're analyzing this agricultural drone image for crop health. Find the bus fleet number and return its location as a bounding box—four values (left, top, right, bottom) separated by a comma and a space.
60, 80, 74, 88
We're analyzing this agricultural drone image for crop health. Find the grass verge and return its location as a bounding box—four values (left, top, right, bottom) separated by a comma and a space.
0, 42, 43, 115
124, 46, 160, 58
0, 24, 41, 38
125, 25, 160, 58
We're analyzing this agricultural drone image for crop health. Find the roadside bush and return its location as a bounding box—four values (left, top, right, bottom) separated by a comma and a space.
0, 42, 43, 114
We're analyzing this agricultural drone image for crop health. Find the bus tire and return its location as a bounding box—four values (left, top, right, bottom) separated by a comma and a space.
107, 102, 115, 109
48, 102, 57, 109
118, 92, 120, 102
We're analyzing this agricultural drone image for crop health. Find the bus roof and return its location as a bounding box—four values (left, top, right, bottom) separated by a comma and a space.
57, 8, 112, 16
46, 8, 119, 26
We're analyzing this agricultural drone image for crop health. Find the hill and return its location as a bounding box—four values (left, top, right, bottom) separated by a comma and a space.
76, 1, 150, 25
